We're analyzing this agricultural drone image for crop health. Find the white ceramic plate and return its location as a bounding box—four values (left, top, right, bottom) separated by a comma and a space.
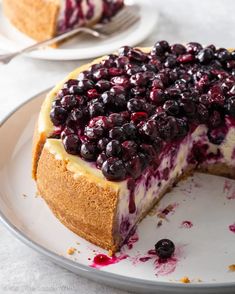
1, 90, 235, 293
0, 0, 157, 60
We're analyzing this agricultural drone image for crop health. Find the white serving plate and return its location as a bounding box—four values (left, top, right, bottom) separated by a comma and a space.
0, 90, 235, 293
0, 0, 158, 60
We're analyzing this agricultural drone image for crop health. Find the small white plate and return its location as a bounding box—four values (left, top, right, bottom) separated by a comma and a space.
0, 0, 158, 60
1, 90, 235, 293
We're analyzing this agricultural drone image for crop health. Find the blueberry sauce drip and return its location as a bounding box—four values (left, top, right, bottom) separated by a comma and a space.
127, 179, 136, 213
50, 41, 235, 182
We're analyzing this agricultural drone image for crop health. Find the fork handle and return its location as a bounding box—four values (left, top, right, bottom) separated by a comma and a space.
0, 26, 103, 64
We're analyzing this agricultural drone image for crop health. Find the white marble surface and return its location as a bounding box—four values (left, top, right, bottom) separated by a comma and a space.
0, 0, 234, 293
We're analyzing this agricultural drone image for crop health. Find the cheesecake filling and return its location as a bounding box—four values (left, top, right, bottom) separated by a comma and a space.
44, 120, 235, 244
57, 0, 124, 33
117, 120, 235, 242
58, 0, 102, 33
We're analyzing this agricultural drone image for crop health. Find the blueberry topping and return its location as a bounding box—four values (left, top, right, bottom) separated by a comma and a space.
106, 140, 122, 157
216, 48, 231, 62
139, 120, 159, 141
80, 142, 97, 161
62, 134, 80, 155
155, 239, 175, 259
50, 106, 67, 126
101, 157, 126, 181
96, 80, 111, 92
49, 41, 235, 181
89, 101, 104, 117
226, 96, 235, 117
125, 155, 142, 179
68, 108, 84, 122
60, 95, 77, 109
171, 44, 186, 55
121, 140, 138, 160
197, 48, 214, 64
97, 138, 109, 151
96, 152, 107, 169
186, 42, 203, 54
152, 40, 170, 56
78, 79, 94, 91
109, 127, 126, 141
163, 100, 180, 116
122, 122, 137, 139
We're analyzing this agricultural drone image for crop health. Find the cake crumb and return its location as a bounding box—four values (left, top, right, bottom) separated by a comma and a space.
228, 264, 235, 272
197, 278, 202, 282
76, 242, 80, 245
157, 220, 163, 227
148, 203, 159, 216
108, 250, 113, 257
67, 247, 76, 255
180, 276, 190, 284
22, 193, 27, 198
158, 204, 177, 219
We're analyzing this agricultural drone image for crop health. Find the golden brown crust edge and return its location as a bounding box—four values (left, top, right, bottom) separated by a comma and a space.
37, 146, 120, 252
32, 121, 46, 180
3, 0, 60, 41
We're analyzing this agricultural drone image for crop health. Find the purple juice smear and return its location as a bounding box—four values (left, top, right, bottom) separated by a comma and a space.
139, 257, 152, 262
126, 232, 139, 250
137, 246, 183, 276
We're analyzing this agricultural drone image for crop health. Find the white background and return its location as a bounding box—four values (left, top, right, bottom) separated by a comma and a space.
0, 0, 235, 293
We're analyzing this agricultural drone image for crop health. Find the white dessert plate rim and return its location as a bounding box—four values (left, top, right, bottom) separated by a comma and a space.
0, 0, 157, 60
0, 89, 235, 293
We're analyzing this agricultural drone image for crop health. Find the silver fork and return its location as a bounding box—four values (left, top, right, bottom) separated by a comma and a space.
0, 5, 140, 65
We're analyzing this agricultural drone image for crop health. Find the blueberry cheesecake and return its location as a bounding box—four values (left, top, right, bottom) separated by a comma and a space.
3, 0, 124, 42
33, 41, 235, 252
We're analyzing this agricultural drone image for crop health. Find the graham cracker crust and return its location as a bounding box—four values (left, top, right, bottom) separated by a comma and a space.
3, 0, 60, 42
